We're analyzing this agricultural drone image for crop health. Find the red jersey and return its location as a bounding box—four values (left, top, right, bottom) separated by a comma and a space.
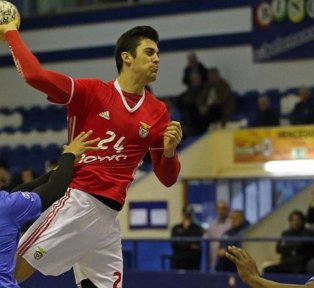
53, 79, 170, 204
5, 31, 181, 207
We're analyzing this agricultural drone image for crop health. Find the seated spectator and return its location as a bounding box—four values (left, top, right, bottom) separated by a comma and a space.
8, 168, 37, 192
263, 210, 313, 274
305, 187, 314, 273
196, 68, 235, 130
252, 95, 280, 127
171, 206, 204, 270
205, 200, 231, 271
0, 165, 13, 191
20, 168, 36, 183
182, 52, 207, 88
307, 186, 314, 226
215, 209, 250, 272
177, 72, 205, 137
289, 87, 314, 125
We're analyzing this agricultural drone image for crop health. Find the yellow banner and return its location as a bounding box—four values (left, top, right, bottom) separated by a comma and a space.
234, 126, 314, 163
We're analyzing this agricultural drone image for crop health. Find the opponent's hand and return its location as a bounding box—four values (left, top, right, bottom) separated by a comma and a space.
63, 130, 100, 160
0, 17, 20, 41
163, 121, 183, 157
225, 246, 260, 284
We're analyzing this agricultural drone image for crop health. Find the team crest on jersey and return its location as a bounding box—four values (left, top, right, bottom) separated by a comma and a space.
139, 121, 151, 138
34, 246, 47, 260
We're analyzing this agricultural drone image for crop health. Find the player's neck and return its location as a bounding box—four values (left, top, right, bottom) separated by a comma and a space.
117, 74, 145, 96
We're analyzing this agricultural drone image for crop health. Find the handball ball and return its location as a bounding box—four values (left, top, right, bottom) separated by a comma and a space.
0, 1, 20, 28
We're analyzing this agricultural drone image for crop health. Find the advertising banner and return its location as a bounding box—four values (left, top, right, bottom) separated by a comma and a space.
253, 0, 314, 61
234, 126, 314, 162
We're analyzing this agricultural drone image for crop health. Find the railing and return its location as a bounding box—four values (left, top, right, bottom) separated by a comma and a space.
122, 236, 314, 272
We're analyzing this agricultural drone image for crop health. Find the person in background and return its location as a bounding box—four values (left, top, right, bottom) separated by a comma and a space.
20, 168, 36, 184
252, 95, 280, 127
304, 187, 314, 273
0, 165, 13, 191
7, 168, 37, 193
177, 72, 205, 137
215, 209, 250, 272
205, 200, 231, 271
182, 52, 207, 88
289, 87, 314, 125
197, 68, 234, 130
171, 205, 204, 270
263, 210, 313, 274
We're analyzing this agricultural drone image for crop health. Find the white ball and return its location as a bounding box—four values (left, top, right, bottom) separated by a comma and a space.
0, 1, 20, 26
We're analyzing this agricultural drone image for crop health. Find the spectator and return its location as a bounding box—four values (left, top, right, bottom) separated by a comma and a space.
182, 52, 207, 88
263, 210, 313, 274
307, 186, 314, 225
196, 68, 235, 130
252, 95, 280, 127
7, 168, 37, 194
20, 168, 36, 184
177, 72, 205, 137
0, 165, 12, 191
206, 200, 232, 271
171, 205, 204, 270
215, 209, 250, 272
305, 188, 314, 273
289, 87, 314, 125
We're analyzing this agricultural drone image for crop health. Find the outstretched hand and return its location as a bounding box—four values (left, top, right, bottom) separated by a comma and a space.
225, 246, 260, 284
63, 130, 100, 160
0, 17, 20, 41
163, 121, 183, 157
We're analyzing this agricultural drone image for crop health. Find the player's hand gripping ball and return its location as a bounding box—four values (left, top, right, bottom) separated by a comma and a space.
0, 1, 20, 28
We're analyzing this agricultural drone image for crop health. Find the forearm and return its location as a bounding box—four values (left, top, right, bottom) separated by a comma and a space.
152, 152, 180, 187
5, 30, 71, 102
33, 153, 75, 211
10, 171, 53, 192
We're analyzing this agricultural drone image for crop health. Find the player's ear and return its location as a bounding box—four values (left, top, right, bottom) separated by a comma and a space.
121, 51, 132, 65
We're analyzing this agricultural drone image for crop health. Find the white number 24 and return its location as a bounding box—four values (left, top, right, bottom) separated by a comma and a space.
97, 131, 125, 153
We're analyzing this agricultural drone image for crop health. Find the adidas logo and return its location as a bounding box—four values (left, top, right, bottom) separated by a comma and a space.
99, 111, 110, 120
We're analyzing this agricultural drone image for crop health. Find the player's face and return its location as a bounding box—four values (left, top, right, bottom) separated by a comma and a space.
131, 39, 160, 83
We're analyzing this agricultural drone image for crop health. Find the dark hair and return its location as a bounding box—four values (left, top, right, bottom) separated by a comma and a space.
182, 205, 194, 216
289, 210, 306, 223
114, 26, 159, 74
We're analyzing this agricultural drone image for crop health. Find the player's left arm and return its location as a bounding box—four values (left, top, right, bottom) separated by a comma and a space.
151, 120, 182, 187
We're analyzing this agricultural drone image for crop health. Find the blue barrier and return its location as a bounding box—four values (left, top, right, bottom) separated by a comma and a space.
21, 270, 310, 288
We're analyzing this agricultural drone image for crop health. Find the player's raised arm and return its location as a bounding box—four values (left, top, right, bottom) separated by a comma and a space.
0, 2, 72, 103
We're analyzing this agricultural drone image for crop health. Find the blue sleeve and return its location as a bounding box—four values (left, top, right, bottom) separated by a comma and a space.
7, 192, 42, 227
